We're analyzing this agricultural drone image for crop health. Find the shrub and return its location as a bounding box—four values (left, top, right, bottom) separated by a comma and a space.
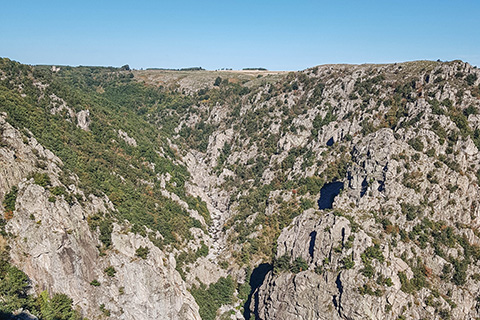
342, 256, 355, 269
361, 262, 375, 278
196, 242, 209, 258
104, 266, 116, 277
466, 74, 478, 86
401, 203, 420, 221
99, 303, 111, 316
3, 186, 18, 214
135, 246, 149, 259
31, 172, 51, 187
408, 137, 424, 152
451, 258, 468, 286
87, 213, 113, 248
362, 244, 385, 263
0, 259, 30, 313
50, 186, 66, 196
190, 276, 235, 320
90, 279, 100, 286
273, 255, 291, 274
385, 277, 393, 286
291, 257, 309, 273
398, 272, 415, 293
36, 291, 83, 320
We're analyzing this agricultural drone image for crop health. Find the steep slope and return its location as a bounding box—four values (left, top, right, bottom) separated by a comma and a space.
2, 58, 480, 320
146, 60, 480, 319
0, 114, 200, 319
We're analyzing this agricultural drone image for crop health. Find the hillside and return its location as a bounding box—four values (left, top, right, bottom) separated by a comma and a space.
1, 58, 480, 319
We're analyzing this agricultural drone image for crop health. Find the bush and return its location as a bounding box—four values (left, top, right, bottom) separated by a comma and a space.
87, 213, 113, 248
273, 255, 291, 274
398, 272, 415, 293
90, 279, 100, 286
190, 276, 235, 320
466, 74, 478, 86
342, 256, 355, 269
408, 137, 424, 152
104, 266, 116, 277
291, 257, 309, 273
402, 203, 420, 221
31, 172, 51, 187
0, 259, 30, 313
135, 246, 149, 259
451, 258, 468, 286
362, 244, 385, 263
3, 186, 18, 213
36, 291, 82, 320
361, 262, 375, 278
50, 186, 66, 196
196, 242, 209, 258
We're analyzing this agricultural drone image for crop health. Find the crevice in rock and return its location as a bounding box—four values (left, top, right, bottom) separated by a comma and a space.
360, 178, 368, 197
377, 180, 385, 192
332, 294, 338, 309
244, 263, 272, 320
308, 231, 317, 259
334, 273, 344, 317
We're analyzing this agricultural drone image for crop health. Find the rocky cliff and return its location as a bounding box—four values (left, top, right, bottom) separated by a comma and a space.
2, 58, 480, 319
0, 113, 200, 319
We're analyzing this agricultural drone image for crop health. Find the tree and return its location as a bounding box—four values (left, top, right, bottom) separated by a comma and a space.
36, 291, 81, 320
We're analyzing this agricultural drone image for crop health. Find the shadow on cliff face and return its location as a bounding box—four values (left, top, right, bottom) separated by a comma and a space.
318, 182, 344, 210
0, 311, 38, 319
244, 263, 273, 320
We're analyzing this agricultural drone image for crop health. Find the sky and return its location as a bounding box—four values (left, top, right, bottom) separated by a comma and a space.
1, 0, 479, 70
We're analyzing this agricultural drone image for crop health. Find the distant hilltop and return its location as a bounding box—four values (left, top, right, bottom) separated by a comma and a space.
146, 66, 205, 71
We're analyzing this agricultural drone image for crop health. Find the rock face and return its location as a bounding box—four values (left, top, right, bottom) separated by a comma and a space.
2, 59, 480, 320
76, 110, 90, 131
0, 114, 200, 320
118, 129, 137, 147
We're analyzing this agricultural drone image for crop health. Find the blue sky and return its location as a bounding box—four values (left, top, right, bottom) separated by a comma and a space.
1, 0, 479, 70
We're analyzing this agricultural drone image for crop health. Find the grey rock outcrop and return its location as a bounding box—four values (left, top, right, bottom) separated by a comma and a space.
118, 129, 137, 147
0, 114, 200, 320
76, 110, 90, 131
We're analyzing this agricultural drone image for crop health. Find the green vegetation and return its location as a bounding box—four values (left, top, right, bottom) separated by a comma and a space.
0, 258, 83, 319
30, 172, 52, 187
87, 213, 113, 248
342, 256, 355, 269
311, 107, 336, 136
190, 276, 236, 320
0, 58, 205, 248
362, 244, 385, 263
104, 266, 116, 277
36, 291, 84, 320
99, 304, 110, 316
0, 259, 31, 313
90, 279, 100, 286
408, 137, 424, 152
3, 186, 18, 214
466, 73, 478, 86
135, 246, 150, 259
273, 255, 309, 274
